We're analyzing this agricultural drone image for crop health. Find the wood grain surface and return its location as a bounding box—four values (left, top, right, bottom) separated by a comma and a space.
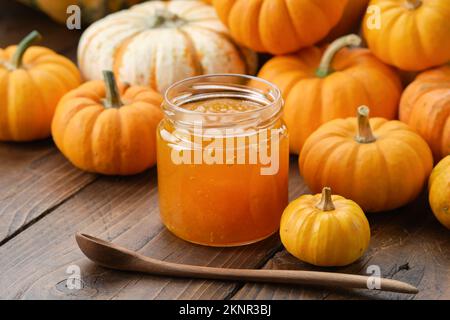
0, 0, 448, 300
0, 163, 306, 299
0, 1, 93, 244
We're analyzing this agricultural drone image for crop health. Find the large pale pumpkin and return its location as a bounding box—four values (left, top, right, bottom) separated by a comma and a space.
363, 0, 450, 71
78, 0, 257, 93
400, 65, 450, 161
324, 0, 370, 42
212, 0, 348, 54
280, 187, 370, 267
17, 0, 143, 24
299, 106, 433, 212
429, 156, 450, 230
52, 71, 163, 175
0, 31, 81, 141
258, 34, 402, 154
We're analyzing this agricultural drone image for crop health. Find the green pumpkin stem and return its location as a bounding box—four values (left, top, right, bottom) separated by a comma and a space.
406, 0, 422, 9
11, 31, 42, 69
355, 106, 376, 143
316, 187, 336, 211
316, 34, 362, 78
103, 71, 123, 109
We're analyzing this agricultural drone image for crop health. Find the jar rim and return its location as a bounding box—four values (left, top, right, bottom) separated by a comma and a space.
163, 73, 282, 117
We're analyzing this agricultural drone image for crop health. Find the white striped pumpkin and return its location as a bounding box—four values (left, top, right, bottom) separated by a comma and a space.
78, 0, 258, 93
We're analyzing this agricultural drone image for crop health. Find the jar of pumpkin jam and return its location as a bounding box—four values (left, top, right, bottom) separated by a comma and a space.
157, 74, 289, 247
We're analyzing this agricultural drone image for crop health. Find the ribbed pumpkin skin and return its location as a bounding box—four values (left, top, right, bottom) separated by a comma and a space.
0, 46, 81, 141
280, 193, 370, 267
18, 0, 143, 24
258, 47, 402, 154
324, 0, 370, 41
78, 0, 257, 93
52, 81, 163, 175
400, 66, 450, 162
363, 0, 450, 71
212, 0, 348, 54
429, 156, 450, 229
299, 118, 434, 212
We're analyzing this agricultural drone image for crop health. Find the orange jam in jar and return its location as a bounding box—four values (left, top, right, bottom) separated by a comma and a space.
157, 74, 289, 247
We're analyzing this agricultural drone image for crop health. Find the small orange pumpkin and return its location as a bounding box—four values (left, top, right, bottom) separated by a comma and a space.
280, 187, 371, 267
400, 65, 450, 162
52, 71, 163, 175
212, 0, 348, 54
300, 106, 433, 212
258, 34, 402, 154
363, 0, 450, 71
0, 31, 81, 141
429, 156, 450, 230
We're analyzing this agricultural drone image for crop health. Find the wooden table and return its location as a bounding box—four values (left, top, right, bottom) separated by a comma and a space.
1, 0, 449, 300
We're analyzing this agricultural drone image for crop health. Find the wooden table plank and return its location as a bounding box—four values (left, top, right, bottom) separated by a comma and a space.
0, 159, 308, 300
0, 1, 95, 243
232, 192, 450, 300
0, 141, 96, 243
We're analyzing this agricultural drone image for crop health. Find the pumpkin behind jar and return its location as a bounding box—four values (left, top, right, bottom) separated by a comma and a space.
259, 34, 402, 154
399, 65, 450, 162
212, 0, 348, 55
363, 0, 450, 71
78, 0, 258, 94
299, 106, 434, 212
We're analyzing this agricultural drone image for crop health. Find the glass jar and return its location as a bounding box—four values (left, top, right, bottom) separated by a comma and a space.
157, 74, 289, 247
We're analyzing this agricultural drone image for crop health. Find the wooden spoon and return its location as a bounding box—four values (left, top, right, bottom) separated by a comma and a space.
76, 233, 418, 294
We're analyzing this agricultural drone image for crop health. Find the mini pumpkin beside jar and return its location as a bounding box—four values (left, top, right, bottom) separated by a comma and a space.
258, 34, 402, 154
399, 65, 450, 162
78, 0, 257, 94
0, 31, 81, 142
300, 106, 433, 212
429, 156, 450, 230
280, 187, 371, 267
52, 71, 163, 175
212, 0, 348, 54
363, 0, 450, 71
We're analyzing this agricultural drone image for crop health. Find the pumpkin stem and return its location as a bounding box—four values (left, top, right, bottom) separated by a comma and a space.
316, 34, 362, 78
11, 31, 42, 69
149, 9, 184, 28
103, 71, 123, 109
405, 0, 422, 9
316, 187, 336, 212
355, 106, 376, 143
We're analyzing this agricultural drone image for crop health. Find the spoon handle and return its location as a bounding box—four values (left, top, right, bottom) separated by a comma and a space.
135, 258, 418, 294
